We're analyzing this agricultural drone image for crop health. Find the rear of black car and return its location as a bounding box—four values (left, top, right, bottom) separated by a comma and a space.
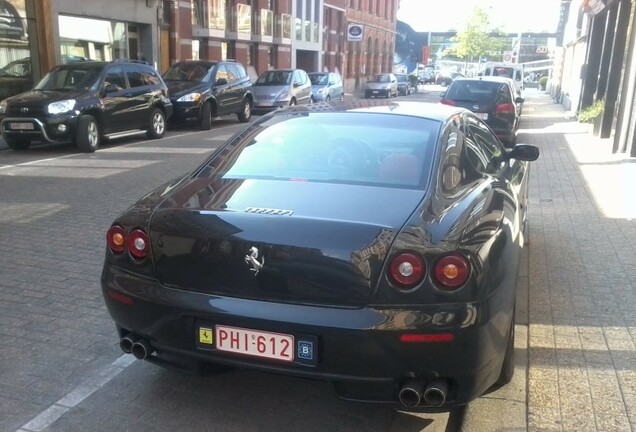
441, 78, 518, 145
101, 106, 517, 410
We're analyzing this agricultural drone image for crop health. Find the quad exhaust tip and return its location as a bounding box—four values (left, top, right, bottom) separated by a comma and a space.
399, 379, 449, 407
120, 334, 154, 360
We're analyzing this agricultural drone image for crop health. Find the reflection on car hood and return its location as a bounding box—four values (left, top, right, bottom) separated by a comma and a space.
165, 80, 208, 100
5, 89, 88, 106
252, 85, 288, 98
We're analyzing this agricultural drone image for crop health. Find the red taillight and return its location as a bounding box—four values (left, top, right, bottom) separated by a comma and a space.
389, 252, 425, 287
440, 99, 456, 106
400, 333, 454, 343
107, 290, 133, 305
107, 225, 126, 254
128, 229, 150, 259
496, 103, 515, 115
434, 254, 470, 289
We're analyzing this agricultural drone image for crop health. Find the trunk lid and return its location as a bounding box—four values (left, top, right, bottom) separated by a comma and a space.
149, 178, 425, 306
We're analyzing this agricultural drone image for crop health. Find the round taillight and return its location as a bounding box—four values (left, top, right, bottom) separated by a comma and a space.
434, 254, 470, 289
128, 229, 150, 259
107, 225, 126, 254
389, 252, 425, 287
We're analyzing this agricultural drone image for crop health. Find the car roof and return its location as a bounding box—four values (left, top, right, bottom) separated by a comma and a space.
271, 101, 464, 122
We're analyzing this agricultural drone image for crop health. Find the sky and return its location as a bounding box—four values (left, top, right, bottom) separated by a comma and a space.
396, 0, 562, 33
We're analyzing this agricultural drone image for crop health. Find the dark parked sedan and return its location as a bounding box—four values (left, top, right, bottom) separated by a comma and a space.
441, 76, 523, 146
101, 101, 539, 411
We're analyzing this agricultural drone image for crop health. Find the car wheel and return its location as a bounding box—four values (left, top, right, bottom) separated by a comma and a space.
200, 102, 212, 130
237, 98, 252, 123
5, 138, 30, 150
326, 95, 331, 102
494, 309, 515, 388
146, 108, 166, 139
76, 114, 100, 153
289, 98, 296, 106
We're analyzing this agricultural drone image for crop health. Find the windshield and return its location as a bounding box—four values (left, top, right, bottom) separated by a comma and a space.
492, 67, 514, 79
0, 60, 30, 77
34, 67, 102, 91
255, 71, 292, 86
370, 74, 390, 83
199, 113, 439, 188
396, 75, 408, 82
445, 80, 503, 103
163, 62, 213, 81
309, 73, 328, 85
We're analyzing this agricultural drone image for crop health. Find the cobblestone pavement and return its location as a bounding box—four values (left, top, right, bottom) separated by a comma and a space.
522, 93, 636, 432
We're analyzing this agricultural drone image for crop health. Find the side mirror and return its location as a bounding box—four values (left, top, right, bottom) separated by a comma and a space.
515, 97, 524, 104
293, 82, 301, 87
215, 77, 228, 86
329, 81, 336, 86
508, 144, 539, 161
439, 91, 446, 98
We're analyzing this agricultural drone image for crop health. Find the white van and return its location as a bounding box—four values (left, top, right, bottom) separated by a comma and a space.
481, 62, 524, 95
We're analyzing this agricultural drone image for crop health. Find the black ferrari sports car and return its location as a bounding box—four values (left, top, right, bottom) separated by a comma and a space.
101, 101, 539, 411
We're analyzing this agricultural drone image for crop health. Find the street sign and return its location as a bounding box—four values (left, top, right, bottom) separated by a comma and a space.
347, 24, 363, 42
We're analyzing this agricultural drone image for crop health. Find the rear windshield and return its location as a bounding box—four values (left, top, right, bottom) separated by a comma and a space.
445, 80, 503, 103
200, 113, 439, 188
370, 74, 391, 83
396, 75, 408, 82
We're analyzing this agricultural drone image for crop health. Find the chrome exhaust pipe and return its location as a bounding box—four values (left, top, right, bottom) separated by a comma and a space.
119, 334, 138, 354
423, 379, 448, 407
131, 339, 154, 360
398, 380, 424, 407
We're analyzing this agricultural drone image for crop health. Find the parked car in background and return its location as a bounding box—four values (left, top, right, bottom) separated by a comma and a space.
102, 100, 539, 411
395, 73, 415, 96
252, 69, 312, 111
364, 73, 398, 98
440, 76, 523, 146
436, 70, 464, 86
0, 57, 33, 101
163, 60, 252, 130
0, 60, 172, 152
308, 72, 344, 102
418, 70, 435, 84
481, 62, 525, 96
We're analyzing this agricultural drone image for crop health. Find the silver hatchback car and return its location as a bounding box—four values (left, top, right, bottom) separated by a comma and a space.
364, 73, 398, 98
252, 69, 312, 111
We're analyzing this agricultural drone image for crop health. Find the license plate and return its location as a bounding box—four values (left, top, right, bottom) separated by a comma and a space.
372, 90, 379, 94
9, 122, 34, 130
476, 113, 489, 120
214, 325, 294, 362
257, 101, 273, 107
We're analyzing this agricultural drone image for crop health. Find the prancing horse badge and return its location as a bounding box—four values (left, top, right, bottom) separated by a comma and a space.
245, 246, 264, 275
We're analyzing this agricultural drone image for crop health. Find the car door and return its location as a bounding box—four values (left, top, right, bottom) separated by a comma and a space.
225, 63, 244, 111
332, 73, 344, 99
123, 64, 152, 129
100, 65, 133, 134
212, 64, 233, 116
292, 69, 311, 105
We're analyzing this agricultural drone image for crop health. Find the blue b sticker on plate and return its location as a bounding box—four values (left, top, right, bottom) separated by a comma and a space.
297, 340, 314, 360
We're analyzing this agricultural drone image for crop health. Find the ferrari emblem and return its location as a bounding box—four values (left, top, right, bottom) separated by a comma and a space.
245, 246, 264, 275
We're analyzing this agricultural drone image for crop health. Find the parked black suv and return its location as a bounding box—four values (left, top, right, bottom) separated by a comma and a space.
163, 60, 252, 129
0, 60, 172, 152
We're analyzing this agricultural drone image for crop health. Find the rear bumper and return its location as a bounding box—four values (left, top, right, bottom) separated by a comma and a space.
101, 264, 514, 410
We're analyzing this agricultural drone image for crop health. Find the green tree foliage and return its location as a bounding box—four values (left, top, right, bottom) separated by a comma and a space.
450, 7, 505, 62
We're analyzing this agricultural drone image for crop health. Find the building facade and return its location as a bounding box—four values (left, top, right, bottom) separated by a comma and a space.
0, 0, 400, 100
554, 0, 636, 156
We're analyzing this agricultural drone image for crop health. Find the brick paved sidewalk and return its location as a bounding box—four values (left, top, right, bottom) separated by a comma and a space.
523, 92, 636, 431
